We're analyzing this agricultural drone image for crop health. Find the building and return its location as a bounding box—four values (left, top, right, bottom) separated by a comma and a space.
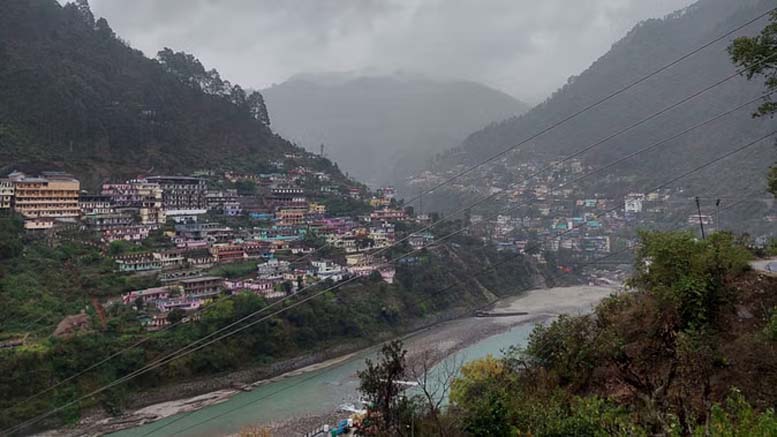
310, 260, 346, 282
146, 176, 207, 216
206, 189, 242, 216
122, 286, 174, 305
102, 225, 153, 243
180, 276, 224, 297
276, 207, 306, 226
269, 187, 305, 210
0, 179, 14, 210
370, 208, 407, 222
82, 211, 135, 231
210, 244, 245, 263
308, 202, 326, 215
257, 258, 290, 277
624, 193, 645, 214
115, 253, 162, 272
9, 172, 80, 229
688, 214, 713, 226
79, 195, 114, 215
101, 179, 165, 224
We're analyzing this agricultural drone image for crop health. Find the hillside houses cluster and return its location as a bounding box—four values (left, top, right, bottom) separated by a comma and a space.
1, 168, 413, 329
412, 158, 685, 265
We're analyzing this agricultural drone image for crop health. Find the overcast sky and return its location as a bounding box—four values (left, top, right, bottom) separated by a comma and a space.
83, 0, 697, 103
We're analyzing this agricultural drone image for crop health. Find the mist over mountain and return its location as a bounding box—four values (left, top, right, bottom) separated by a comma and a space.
0, 0, 344, 189
262, 72, 529, 187
420, 0, 776, 216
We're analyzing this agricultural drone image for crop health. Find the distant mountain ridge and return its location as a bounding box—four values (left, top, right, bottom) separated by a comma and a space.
425, 0, 775, 205
0, 0, 344, 189
262, 72, 529, 187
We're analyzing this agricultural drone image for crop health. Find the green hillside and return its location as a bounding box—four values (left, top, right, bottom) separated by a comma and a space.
0, 0, 342, 189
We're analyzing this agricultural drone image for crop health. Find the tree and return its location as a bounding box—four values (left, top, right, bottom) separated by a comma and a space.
407, 350, 462, 437
247, 91, 270, 125
133, 297, 144, 312
0, 216, 23, 261
729, 12, 777, 196
95, 17, 115, 40
74, 0, 95, 27
166, 308, 186, 325
358, 340, 411, 435
450, 355, 513, 437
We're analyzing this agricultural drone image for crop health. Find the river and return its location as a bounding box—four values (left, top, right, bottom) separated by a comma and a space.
108, 285, 614, 437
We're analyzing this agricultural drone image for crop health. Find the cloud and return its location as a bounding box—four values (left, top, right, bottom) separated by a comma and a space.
85, 0, 696, 103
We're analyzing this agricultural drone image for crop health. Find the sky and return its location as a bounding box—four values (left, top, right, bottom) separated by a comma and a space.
82, 0, 697, 104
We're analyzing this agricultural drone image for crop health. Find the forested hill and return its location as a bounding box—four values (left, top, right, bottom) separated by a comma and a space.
428, 0, 775, 198
0, 0, 344, 189
262, 72, 529, 187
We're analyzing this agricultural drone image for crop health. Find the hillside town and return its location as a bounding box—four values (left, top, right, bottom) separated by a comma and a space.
0, 166, 413, 330
409, 156, 777, 265
5, 157, 729, 332
0, 158, 679, 333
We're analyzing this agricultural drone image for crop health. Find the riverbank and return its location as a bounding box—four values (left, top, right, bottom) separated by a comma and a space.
251, 285, 618, 437
39, 284, 618, 437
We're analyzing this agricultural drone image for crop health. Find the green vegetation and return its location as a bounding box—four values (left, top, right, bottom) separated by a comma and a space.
205, 260, 258, 279
730, 10, 777, 197
0, 0, 345, 189
357, 231, 777, 436
320, 194, 372, 217
0, 216, 547, 432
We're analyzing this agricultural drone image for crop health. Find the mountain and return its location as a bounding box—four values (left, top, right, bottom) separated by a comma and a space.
0, 0, 344, 189
262, 72, 529, 187
419, 0, 776, 219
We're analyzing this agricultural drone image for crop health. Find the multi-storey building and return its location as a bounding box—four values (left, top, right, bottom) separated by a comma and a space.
79, 195, 114, 215
115, 253, 161, 272
206, 189, 241, 216
269, 187, 305, 210
146, 176, 207, 216
210, 244, 245, 263
0, 178, 14, 210
101, 179, 166, 225
9, 172, 80, 229
276, 207, 306, 226
180, 276, 223, 298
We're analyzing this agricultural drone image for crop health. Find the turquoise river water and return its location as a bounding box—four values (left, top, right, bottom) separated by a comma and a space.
112, 322, 537, 437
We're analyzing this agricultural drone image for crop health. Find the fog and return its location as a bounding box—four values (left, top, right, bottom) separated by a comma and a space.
83, 0, 696, 103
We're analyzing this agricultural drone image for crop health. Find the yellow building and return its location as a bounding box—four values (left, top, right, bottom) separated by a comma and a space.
308, 202, 326, 214
276, 207, 305, 225
9, 172, 80, 229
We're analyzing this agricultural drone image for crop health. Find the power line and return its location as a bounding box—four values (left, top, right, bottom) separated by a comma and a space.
398, 6, 776, 209
8, 124, 772, 436
157, 191, 774, 436
7, 8, 776, 428
5, 87, 770, 431
216, 5, 777, 279
270, 33, 777, 286
142, 249, 635, 437
153, 135, 773, 435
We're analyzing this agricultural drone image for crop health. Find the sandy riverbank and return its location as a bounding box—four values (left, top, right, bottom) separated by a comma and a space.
39, 284, 618, 437
239, 285, 619, 436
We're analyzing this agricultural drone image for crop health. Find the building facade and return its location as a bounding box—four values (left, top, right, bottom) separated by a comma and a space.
146, 176, 207, 216
9, 172, 80, 229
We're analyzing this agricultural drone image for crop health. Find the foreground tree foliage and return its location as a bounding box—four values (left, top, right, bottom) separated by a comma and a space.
359, 232, 777, 436
729, 10, 777, 197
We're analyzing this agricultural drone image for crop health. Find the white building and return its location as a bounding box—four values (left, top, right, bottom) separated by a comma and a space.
624, 193, 645, 214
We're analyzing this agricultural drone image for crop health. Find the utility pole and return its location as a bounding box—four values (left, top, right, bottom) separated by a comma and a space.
695, 196, 706, 240
716, 198, 721, 232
